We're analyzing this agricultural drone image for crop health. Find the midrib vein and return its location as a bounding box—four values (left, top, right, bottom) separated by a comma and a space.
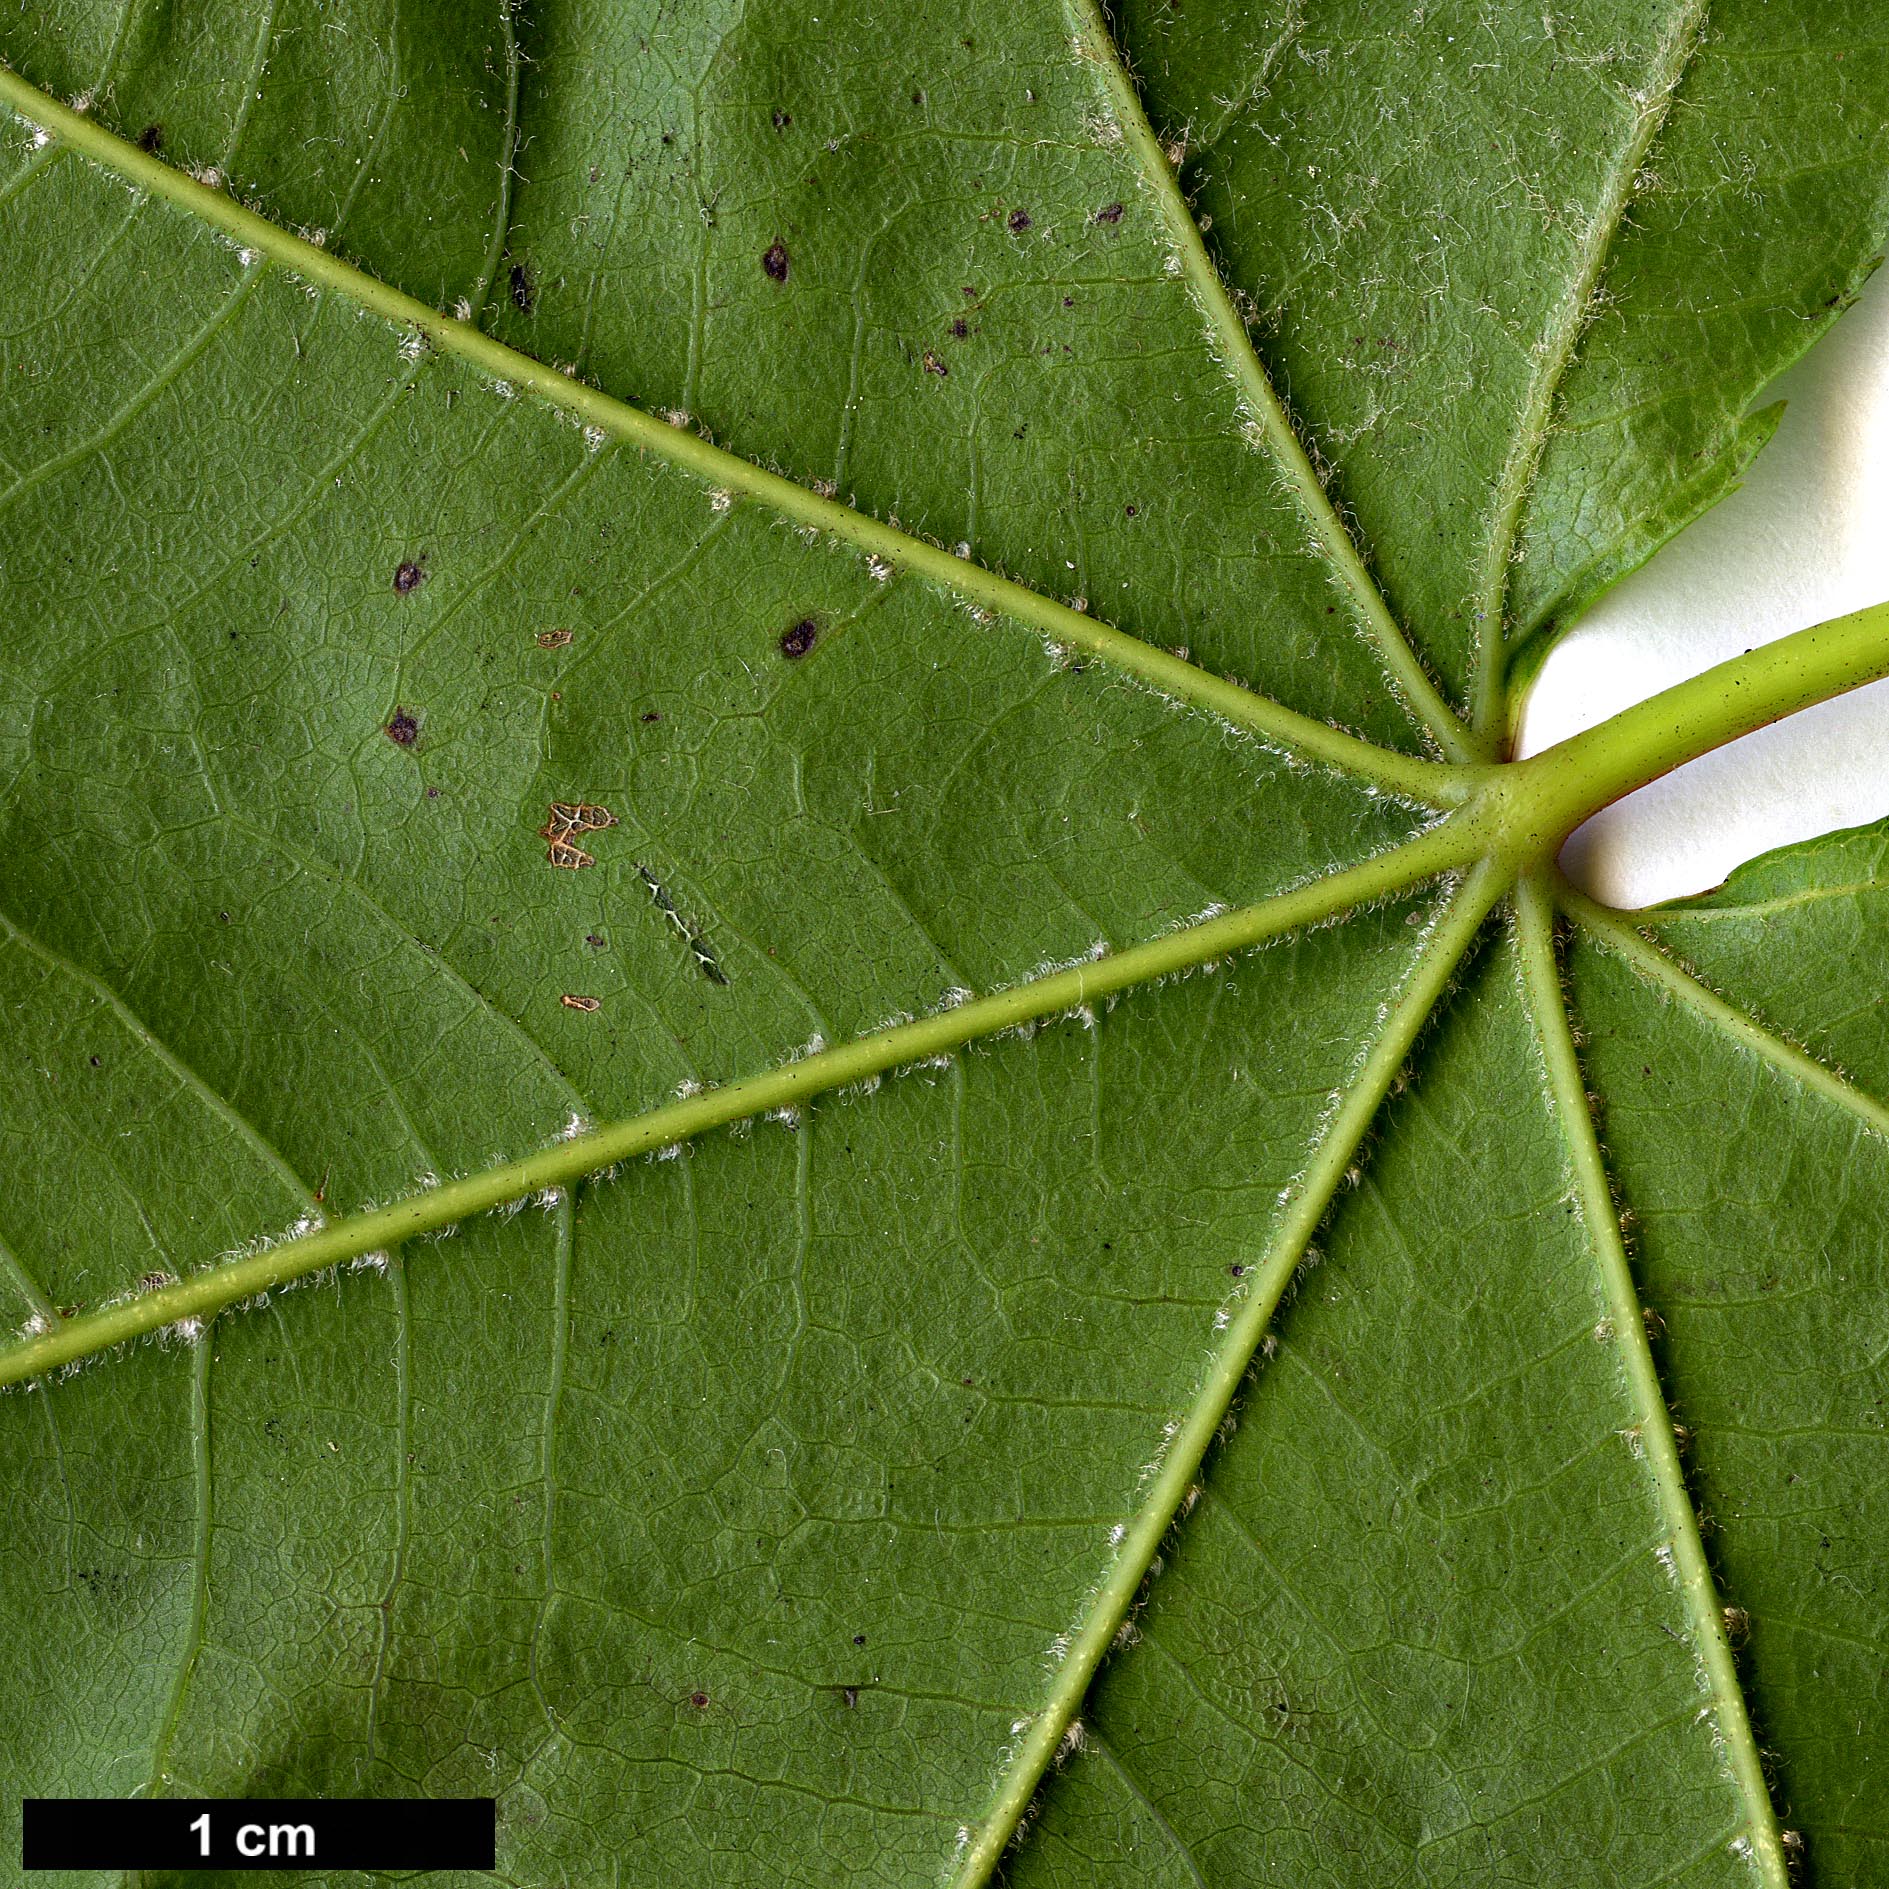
0, 815, 1485, 1389
1471, 0, 1709, 733
1515, 874, 1787, 1889
947, 858, 1508, 1887
1063, 0, 1484, 765
0, 64, 1463, 814
1563, 884, 1889, 1144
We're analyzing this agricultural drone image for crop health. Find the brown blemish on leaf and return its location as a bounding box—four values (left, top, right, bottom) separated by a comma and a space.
393, 558, 427, 595
1093, 201, 1124, 225
779, 618, 818, 659
922, 349, 948, 377
560, 993, 601, 1013
1007, 208, 1033, 234
136, 123, 163, 154
540, 800, 617, 868
763, 239, 790, 283
385, 707, 420, 747
536, 628, 575, 649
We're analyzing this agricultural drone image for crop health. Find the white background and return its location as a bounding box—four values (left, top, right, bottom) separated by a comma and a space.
1515, 266, 1889, 908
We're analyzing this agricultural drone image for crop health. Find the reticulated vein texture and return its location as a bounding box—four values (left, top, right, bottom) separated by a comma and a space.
1, 4, 1888, 1886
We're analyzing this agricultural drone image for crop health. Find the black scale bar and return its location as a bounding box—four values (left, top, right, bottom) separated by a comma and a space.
22, 1797, 496, 1871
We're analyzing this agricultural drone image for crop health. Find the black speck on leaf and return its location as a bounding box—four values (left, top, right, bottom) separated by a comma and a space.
780, 618, 818, 659
136, 123, 163, 154
1093, 201, 1124, 225
509, 260, 535, 315
1007, 208, 1033, 234
385, 708, 420, 747
949, 318, 969, 339
763, 239, 790, 283
772, 108, 792, 131
393, 559, 427, 595
641, 709, 662, 722
689, 1691, 710, 1709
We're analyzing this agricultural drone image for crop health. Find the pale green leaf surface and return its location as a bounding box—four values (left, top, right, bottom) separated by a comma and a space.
0, 5, 1886, 1887
1117, 0, 1889, 707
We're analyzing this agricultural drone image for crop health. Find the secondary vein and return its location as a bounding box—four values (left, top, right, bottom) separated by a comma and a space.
0, 65, 1467, 813
1471, 0, 1710, 734
947, 856, 1509, 1887
1560, 882, 1889, 1143
0, 814, 1488, 1390
1515, 873, 1787, 1889
1062, 0, 1482, 763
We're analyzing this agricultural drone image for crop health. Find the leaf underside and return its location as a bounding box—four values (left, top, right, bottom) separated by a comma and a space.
1, 4, 1888, 1887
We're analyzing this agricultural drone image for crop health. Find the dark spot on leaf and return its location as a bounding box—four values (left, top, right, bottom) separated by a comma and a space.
911, 90, 925, 106
137, 123, 164, 154
1093, 201, 1124, 225
949, 318, 969, 339
88, 1055, 101, 1068
641, 709, 662, 722
922, 349, 948, 376
841, 1686, 859, 1708
779, 618, 819, 659
1124, 503, 1138, 517
689, 1691, 710, 1709
586, 932, 606, 948
385, 708, 420, 747
509, 260, 535, 315
425, 785, 441, 799
763, 239, 790, 283
393, 559, 427, 595
853, 1633, 866, 1646
1063, 295, 1075, 307
1007, 208, 1033, 234
661, 131, 675, 146
1230, 1264, 1244, 1276
772, 108, 792, 131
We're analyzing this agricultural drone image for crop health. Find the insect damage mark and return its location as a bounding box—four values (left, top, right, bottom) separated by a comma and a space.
559, 993, 601, 1013
384, 707, 420, 747
539, 800, 617, 870
779, 617, 818, 659
762, 239, 790, 283
637, 864, 728, 985
392, 557, 428, 595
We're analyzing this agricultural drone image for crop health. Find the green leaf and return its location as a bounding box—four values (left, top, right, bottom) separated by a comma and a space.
0, 7, 1886, 1886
